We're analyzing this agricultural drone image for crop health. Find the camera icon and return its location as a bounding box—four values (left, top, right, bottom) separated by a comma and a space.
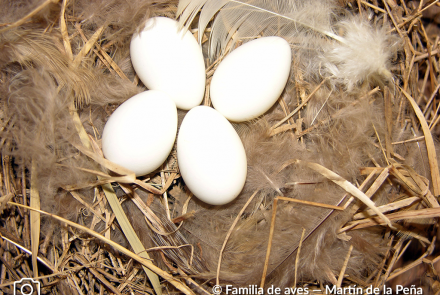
13, 278, 40, 295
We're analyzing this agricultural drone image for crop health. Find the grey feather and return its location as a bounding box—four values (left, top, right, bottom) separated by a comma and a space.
177, 0, 337, 59
177, 0, 401, 90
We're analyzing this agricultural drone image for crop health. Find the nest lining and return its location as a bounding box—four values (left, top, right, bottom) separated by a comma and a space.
0, 0, 440, 294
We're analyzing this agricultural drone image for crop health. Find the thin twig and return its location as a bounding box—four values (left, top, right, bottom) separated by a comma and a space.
336, 245, 353, 287
0, 0, 59, 33
272, 79, 327, 129
293, 228, 306, 287
260, 196, 279, 288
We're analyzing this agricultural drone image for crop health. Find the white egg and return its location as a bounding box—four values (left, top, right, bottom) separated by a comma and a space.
130, 17, 206, 110
177, 106, 247, 205
210, 36, 291, 122
102, 90, 177, 176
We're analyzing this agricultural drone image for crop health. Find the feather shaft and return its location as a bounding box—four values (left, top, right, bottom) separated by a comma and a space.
225, 0, 345, 43
178, 0, 337, 58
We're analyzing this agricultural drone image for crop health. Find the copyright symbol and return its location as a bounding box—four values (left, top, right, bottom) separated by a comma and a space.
212, 285, 222, 294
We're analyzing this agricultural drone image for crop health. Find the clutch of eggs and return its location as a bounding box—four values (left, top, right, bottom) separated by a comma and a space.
102, 90, 177, 176
130, 17, 206, 110
103, 20, 293, 205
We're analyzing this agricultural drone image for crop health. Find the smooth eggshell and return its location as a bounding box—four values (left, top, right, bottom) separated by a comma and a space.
210, 36, 291, 122
130, 17, 206, 110
102, 90, 177, 176
177, 106, 247, 205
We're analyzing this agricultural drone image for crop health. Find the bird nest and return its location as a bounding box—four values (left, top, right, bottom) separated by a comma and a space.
1, 0, 440, 294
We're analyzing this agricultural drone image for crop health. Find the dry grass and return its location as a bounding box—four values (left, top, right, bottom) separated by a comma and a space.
1, 0, 440, 294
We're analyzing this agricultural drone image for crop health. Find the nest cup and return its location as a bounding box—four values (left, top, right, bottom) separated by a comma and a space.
0, 0, 440, 294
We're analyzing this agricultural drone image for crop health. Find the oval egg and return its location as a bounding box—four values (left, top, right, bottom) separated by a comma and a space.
102, 90, 177, 176
130, 17, 206, 110
177, 106, 247, 205
210, 36, 291, 122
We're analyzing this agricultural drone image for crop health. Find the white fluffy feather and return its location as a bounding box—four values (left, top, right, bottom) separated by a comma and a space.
322, 17, 401, 90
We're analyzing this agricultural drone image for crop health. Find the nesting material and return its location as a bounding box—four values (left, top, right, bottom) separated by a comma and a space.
1, 0, 440, 295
